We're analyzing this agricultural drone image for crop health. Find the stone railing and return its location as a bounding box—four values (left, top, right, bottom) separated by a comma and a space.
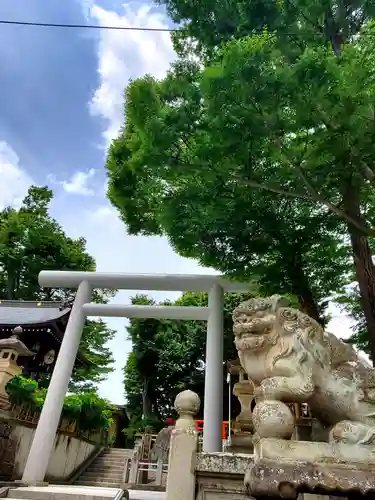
166, 390, 375, 500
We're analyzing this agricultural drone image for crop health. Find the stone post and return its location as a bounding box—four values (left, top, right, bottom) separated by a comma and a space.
128, 443, 142, 484
166, 390, 200, 500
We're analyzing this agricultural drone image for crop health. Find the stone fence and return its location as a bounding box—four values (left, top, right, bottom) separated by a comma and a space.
166, 390, 375, 500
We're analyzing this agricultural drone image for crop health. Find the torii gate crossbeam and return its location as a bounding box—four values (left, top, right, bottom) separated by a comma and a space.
21, 271, 250, 484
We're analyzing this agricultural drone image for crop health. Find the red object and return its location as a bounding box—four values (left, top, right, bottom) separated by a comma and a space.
194, 419, 229, 440
167, 418, 175, 426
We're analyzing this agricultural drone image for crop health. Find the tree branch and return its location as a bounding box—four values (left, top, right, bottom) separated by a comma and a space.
279, 134, 375, 235
360, 160, 375, 181
241, 178, 318, 201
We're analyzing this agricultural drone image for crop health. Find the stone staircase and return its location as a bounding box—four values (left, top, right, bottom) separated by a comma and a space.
75, 448, 133, 488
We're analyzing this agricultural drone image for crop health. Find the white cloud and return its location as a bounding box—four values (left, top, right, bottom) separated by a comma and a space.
0, 141, 33, 209
88, 1, 176, 145
62, 168, 96, 195
48, 168, 97, 196
87, 204, 122, 230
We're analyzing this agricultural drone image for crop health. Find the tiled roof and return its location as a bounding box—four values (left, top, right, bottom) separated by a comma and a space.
0, 300, 71, 326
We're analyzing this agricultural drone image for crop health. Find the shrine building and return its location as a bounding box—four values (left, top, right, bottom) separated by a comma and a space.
0, 300, 90, 382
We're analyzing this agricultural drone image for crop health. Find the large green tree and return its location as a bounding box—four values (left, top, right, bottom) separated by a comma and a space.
158, 0, 375, 58
106, 65, 351, 326
124, 289, 281, 424
0, 186, 115, 390
107, 0, 375, 359
157, 0, 375, 361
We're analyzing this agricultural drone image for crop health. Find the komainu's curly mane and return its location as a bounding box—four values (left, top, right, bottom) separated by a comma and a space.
233, 296, 331, 371
274, 306, 330, 371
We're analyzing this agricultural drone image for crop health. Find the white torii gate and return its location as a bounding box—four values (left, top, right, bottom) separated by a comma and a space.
21, 271, 250, 483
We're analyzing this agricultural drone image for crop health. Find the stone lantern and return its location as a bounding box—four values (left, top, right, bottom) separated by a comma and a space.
227, 358, 254, 453
0, 326, 34, 396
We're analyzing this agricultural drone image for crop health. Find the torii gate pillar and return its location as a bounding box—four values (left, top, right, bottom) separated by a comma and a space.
203, 284, 224, 453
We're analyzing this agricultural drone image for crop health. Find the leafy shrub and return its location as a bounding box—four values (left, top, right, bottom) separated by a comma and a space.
5, 376, 114, 433
34, 387, 47, 410
75, 391, 114, 431
63, 393, 83, 423
6, 376, 38, 408
122, 413, 163, 445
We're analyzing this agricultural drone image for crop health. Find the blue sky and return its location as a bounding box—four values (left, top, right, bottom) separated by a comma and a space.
0, 0, 353, 404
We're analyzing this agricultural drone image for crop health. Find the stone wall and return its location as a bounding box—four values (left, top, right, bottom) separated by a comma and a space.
0, 419, 98, 481
0, 421, 16, 480
12, 424, 97, 481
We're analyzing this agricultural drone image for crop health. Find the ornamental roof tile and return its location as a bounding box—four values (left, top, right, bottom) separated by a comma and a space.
0, 301, 71, 326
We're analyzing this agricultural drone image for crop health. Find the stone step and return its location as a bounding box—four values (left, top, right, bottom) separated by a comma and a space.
86, 464, 126, 473
105, 448, 133, 453
93, 459, 128, 467
8, 485, 128, 500
103, 453, 132, 458
8, 490, 31, 499
83, 469, 124, 477
75, 480, 123, 488
90, 463, 126, 471
92, 458, 128, 466
81, 471, 124, 481
104, 449, 133, 455
100, 458, 131, 464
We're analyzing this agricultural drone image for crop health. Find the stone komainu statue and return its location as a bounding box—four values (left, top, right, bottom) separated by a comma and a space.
233, 295, 375, 445
151, 424, 174, 462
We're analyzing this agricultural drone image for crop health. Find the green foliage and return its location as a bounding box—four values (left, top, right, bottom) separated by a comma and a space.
124, 291, 255, 425
5, 376, 38, 407
122, 414, 164, 445
107, 0, 375, 357
6, 376, 114, 432
0, 186, 115, 389
70, 319, 116, 392
63, 391, 115, 431
0, 186, 95, 302
107, 61, 351, 324
157, 0, 375, 58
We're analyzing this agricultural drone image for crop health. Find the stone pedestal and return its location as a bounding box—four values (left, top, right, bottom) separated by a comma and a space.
246, 437, 375, 498
227, 433, 253, 454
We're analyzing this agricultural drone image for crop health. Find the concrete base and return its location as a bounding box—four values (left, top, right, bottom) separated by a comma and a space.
227, 434, 253, 454
7, 485, 129, 500
247, 438, 375, 498
254, 437, 375, 469
14, 481, 48, 487
195, 452, 251, 499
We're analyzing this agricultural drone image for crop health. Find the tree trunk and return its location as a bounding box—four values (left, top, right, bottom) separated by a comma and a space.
343, 183, 375, 364
288, 259, 322, 324
297, 288, 321, 324
142, 379, 153, 418
6, 270, 15, 300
